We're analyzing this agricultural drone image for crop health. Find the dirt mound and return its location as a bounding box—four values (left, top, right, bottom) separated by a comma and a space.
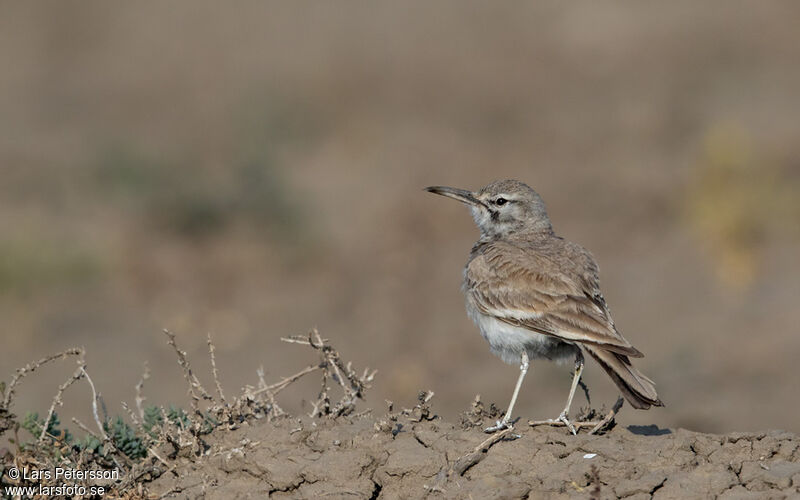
147, 410, 799, 499
3, 335, 798, 498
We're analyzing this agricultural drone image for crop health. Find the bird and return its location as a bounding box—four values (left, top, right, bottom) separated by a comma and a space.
425, 179, 662, 433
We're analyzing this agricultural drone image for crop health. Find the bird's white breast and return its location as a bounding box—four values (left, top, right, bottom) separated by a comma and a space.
465, 299, 572, 365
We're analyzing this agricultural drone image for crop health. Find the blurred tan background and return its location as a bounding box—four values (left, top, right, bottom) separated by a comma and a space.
2, 2, 799, 434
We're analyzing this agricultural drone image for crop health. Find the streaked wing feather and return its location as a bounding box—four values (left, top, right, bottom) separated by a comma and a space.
467, 241, 643, 357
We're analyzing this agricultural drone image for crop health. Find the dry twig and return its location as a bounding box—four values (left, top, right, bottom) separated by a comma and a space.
429, 426, 516, 492
279, 329, 376, 417
135, 362, 150, 421
71, 417, 103, 443
81, 366, 108, 440
40, 359, 86, 442
251, 364, 322, 397
2, 348, 84, 408
250, 366, 285, 418
163, 329, 212, 413
121, 401, 141, 427
452, 427, 516, 475
588, 397, 624, 435
207, 334, 226, 404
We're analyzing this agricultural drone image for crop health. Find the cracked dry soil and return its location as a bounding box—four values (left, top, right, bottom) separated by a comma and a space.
148, 411, 800, 499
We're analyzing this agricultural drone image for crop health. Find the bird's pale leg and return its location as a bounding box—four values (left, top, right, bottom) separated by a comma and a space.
550, 352, 584, 435
485, 351, 529, 433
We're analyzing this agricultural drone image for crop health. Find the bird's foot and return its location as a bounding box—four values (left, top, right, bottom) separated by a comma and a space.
528, 410, 581, 435
550, 411, 577, 435
529, 398, 624, 435
484, 418, 514, 433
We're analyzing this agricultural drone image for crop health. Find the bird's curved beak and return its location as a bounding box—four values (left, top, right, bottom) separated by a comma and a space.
425, 186, 486, 208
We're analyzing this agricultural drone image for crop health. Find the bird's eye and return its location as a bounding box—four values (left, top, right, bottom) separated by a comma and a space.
495, 198, 508, 206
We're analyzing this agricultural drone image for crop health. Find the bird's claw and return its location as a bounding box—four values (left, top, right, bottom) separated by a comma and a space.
484, 419, 512, 433
548, 411, 577, 435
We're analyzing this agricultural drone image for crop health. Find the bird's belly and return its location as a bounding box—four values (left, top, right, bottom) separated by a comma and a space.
466, 305, 577, 365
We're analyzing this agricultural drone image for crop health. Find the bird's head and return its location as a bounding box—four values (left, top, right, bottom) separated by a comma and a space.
425, 179, 552, 239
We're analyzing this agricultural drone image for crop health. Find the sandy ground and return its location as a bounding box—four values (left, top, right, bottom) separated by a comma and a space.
146, 405, 800, 499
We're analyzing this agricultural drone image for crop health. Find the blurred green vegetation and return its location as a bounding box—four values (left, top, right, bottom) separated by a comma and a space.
92, 143, 305, 241
684, 123, 800, 290
0, 240, 100, 296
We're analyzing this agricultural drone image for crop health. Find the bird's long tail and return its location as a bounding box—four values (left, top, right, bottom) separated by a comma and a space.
584, 345, 663, 409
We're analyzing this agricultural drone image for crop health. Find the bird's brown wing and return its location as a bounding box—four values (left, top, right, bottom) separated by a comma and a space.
466, 239, 643, 357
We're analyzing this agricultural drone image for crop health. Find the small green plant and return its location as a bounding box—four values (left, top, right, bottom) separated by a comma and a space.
142, 405, 163, 437
104, 416, 147, 460
141, 404, 190, 435
19, 408, 193, 461
79, 434, 103, 454
21, 412, 73, 445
